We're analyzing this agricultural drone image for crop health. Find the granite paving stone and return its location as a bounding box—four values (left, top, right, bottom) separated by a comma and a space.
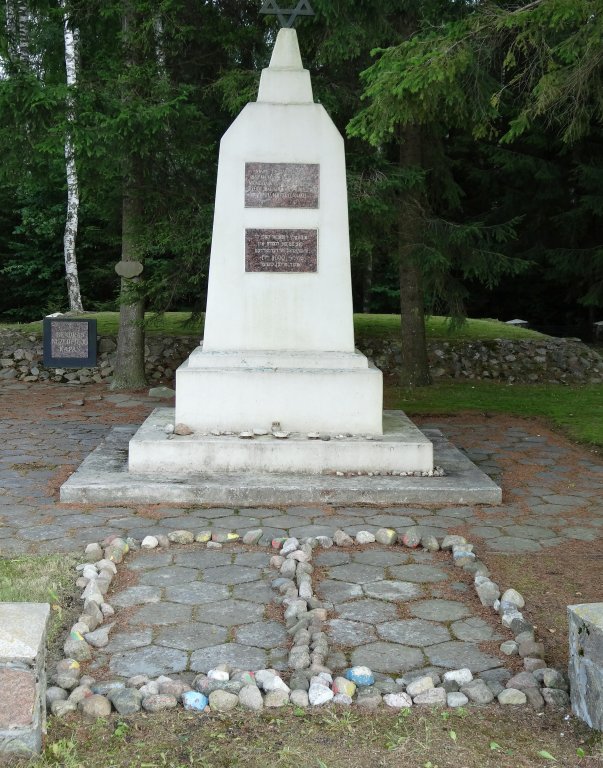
328, 564, 386, 584
101, 630, 154, 654
327, 619, 378, 647
426, 641, 503, 673
111, 586, 162, 608
288, 525, 339, 539
232, 581, 276, 604
124, 552, 174, 570
155, 622, 229, 651
164, 582, 230, 605
313, 551, 351, 566
563, 527, 598, 541
450, 617, 503, 642
193, 599, 264, 626
362, 514, 416, 528
336, 598, 398, 624
387, 564, 450, 583
362, 581, 424, 602
139, 566, 200, 586
318, 579, 364, 603
130, 602, 193, 626
202, 565, 262, 585
190, 644, 268, 673
410, 599, 473, 622
468, 526, 502, 539
487, 537, 542, 553
233, 552, 270, 567
351, 550, 410, 566
172, 550, 233, 568
350, 642, 425, 674
234, 621, 289, 649
377, 619, 451, 647
109, 646, 188, 677
502, 524, 557, 540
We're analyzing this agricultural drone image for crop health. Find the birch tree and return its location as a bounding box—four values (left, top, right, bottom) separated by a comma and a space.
59, 0, 83, 312
5, 0, 30, 67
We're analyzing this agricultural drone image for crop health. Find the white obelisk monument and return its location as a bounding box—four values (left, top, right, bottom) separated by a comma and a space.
129, 27, 433, 475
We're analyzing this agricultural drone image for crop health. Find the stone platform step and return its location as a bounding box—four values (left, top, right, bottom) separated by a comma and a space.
129, 409, 433, 475
60, 421, 501, 506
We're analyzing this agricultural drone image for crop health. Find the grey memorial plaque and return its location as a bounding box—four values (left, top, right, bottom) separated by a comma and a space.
245, 229, 318, 273
43, 318, 97, 368
245, 162, 319, 208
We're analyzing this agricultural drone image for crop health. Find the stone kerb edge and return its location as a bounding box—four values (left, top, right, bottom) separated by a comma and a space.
0, 603, 51, 756
47, 525, 571, 719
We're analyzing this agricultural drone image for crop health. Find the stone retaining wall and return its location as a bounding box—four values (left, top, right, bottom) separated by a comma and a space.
1, 328, 602, 386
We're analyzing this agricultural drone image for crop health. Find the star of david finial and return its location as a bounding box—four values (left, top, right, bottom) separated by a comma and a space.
260, 0, 315, 28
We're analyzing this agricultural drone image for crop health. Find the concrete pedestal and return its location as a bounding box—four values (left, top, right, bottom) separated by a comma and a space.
175, 348, 383, 434
130, 409, 432, 475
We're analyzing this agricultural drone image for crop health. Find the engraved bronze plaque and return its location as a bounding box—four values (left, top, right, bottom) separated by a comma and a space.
245, 229, 318, 273
43, 318, 97, 368
245, 162, 319, 208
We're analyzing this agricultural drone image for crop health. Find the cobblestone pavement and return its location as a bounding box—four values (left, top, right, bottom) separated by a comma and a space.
2, 380, 602, 681
89, 541, 509, 682
1, 381, 602, 558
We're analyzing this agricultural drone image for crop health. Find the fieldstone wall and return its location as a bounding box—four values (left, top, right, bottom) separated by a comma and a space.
1, 328, 602, 386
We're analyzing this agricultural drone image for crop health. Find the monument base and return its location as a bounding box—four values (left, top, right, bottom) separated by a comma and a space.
129, 409, 432, 475
59, 421, 502, 506
175, 348, 384, 434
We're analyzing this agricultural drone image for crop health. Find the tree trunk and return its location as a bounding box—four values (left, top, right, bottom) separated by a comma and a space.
112, 1, 147, 390
362, 251, 373, 313
60, 0, 83, 312
112, 170, 147, 389
398, 123, 431, 387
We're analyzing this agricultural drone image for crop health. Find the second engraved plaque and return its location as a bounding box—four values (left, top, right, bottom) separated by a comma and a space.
245, 163, 319, 208
245, 229, 318, 273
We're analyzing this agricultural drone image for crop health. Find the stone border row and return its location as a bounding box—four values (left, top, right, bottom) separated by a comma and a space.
45, 525, 570, 719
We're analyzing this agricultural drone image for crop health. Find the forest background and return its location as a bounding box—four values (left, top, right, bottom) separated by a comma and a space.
0, 0, 601, 369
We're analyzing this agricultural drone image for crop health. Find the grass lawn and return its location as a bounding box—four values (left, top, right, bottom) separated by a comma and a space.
386, 381, 603, 449
23, 706, 602, 767
3, 312, 545, 342
0, 554, 76, 644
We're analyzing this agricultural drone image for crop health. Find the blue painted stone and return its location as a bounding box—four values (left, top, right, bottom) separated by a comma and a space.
344, 666, 374, 687
182, 691, 208, 711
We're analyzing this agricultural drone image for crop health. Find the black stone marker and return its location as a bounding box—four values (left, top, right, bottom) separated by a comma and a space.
43, 317, 97, 368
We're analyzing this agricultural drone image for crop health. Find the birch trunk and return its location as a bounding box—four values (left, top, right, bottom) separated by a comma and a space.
16, 0, 29, 64
5, 0, 29, 67
60, 0, 83, 312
